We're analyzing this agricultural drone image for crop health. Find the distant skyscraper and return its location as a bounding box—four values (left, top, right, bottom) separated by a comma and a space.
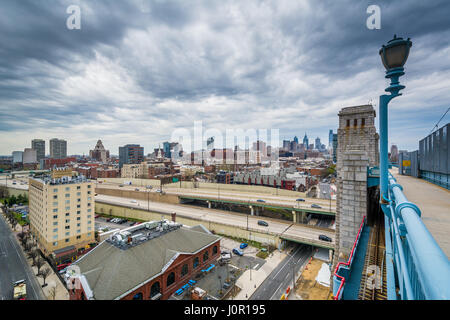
119, 144, 144, 168
332, 133, 338, 163
315, 137, 321, 150
50, 138, 67, 159
163, 141, 171, 159
207, 137, 214, 151
282, 140, 291, 151
329, 130, 334, 149
303, 133, 309, 150
390, 144, 399, 163
293, 136, 299, 144
31, 139, 45, 163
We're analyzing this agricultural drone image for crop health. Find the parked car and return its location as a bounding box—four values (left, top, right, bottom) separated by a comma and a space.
319, 235, 332, 242
156, 189, 162, 193
240, 243, 248, 249
57, 263, 71, 271
256, 199, 266, 203
146, 185, 153, 189
106, 218, 113, 222
232, 248, 244, 256
311, 204, 322, 209
257, 220, 269, 227
95, 215, 100, 219
135, 188, 139, 191
119, 184, 124, 187
296, 198, 305, 202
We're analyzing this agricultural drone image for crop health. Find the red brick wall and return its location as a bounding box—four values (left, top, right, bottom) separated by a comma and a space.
71, 239, 220, 300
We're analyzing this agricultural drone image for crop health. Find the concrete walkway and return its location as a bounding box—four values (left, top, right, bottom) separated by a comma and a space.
390, 170, 450, 259
232, 250, 287, 300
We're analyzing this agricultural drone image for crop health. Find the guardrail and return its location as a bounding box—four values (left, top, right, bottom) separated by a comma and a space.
332, 216, 366, 300
384, 172, 450, 299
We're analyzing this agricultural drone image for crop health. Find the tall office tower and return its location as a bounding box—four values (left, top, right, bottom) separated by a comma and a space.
328, 130, 333, 148
303, 133, 309, 150
28, 169, 95, 256
119, 144, 144, 168
315, 137, 321, 150
332, 134, 338, 163
32, 139, 45, 163
50, 138, 67, 159
163, 141, 171, 159
89, 139, 110, 163
390, 144, 399, 163
282, 140, 291, 151
293, 136, 299, 144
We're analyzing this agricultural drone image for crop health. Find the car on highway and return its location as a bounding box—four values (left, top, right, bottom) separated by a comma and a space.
130, 200, 137, 203
256, 199, 266, 203
119, 184, 124, 187
232, 248, 244, 256
311, 204, 322, 209
146, 185, 153, 189
319, 235, 332, 242
156, 189, 162, 193
257, 220, 269, 227
135, 188, 139, 191
296, 198, 305, 202
240, 243, 248, 249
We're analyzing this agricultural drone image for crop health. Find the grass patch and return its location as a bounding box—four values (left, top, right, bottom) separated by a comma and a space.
256, 251, 269, 259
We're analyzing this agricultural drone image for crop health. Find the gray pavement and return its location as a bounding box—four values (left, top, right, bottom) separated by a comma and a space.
250, 244, 312, 300
0, 213, 45, 300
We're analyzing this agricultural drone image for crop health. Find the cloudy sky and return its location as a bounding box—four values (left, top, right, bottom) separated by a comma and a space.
1, 0, 450, 155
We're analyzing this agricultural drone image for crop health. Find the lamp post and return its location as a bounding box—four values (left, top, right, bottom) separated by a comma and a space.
378, 35, 412, 210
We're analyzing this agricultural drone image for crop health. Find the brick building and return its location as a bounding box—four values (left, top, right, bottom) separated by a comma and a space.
68, 222, 220, 300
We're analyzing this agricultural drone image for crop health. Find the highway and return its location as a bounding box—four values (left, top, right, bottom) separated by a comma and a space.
95, 194, 335, 247
250, 244, 312, 300
96, 182, 337, 213
0, 213, 45, 300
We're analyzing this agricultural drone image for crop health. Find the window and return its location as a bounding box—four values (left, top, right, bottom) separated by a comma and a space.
53, 202, 58, 206
87, 215, 91, 219
77, 230, 81, 234
65, 219, 70, 223
88, 221, 91, 224
65, 206, 70, 211
133, 292, 143, 300
213, 246, 218, 256
53, 188, 58, 193
77, 205, 80, 208
53, 215, 58, 219
65, 194, 70, 198
346, 119, 350, 127
167, 272, 175, 287
65, 187, 70, 191
65, 200, 70, 204
181, 264, 188, 277
88, 227, 91, 231
203, 251, 209, 262
77, 217, 81, 221
362, 118, 366, 127
354, 119, 357, 127
150, 282, 161, 299
87, 191, 91, 195
53, 195, 58, 199
76, 235, 81, 239
53, 242, 58, 246
88, 185, 91, 189
65, 226, 70, 230
77, 192, 81, 196
53, 228, 58, 233
87, 209, 92, 212
53, 208, 58, 213
77, 211, 81, 214
65, 239, 69, 243
77, 223, 81, 227
53, 222, 58, 226
65, 232, 70, 236
77, 198, 81, 202
77, 186, 81, 190
53, 235, 57, 240
193, 257, 199, 269
88, 203, 91, 207
66, 212, 70, 216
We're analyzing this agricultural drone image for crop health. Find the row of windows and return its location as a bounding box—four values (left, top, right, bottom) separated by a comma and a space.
53, 185, 91, 193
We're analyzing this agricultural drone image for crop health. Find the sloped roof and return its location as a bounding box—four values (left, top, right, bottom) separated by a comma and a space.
74, 226, 220, 300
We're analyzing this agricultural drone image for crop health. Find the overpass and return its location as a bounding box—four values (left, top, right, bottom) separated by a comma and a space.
94, 194, 335, 251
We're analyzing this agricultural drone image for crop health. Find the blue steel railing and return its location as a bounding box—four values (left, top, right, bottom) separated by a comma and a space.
333, 217, 366, 300
384, 172, 450, 300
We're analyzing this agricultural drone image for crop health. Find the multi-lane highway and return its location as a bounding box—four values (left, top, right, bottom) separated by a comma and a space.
95, 194, 335, 247
251, 244, 312, 300
0, 214, 44, 300
96, 182, 337, 213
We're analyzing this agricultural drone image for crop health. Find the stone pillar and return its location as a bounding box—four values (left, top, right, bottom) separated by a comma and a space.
250, 206, 254, 216
336, 146, 368, 259
207, 201, 211, 209
292, 211, 297, 224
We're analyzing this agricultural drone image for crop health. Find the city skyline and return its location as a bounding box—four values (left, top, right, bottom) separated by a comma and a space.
1, 1, 449, 154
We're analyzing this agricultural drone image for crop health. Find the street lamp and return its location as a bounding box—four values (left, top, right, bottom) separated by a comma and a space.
378, 35, 412, 207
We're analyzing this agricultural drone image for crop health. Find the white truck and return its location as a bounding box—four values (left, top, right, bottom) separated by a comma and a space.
13, 279, 27, 300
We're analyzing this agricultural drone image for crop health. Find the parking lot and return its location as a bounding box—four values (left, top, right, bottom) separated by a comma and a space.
171, 237, 266, 300
94, 216, 137, 233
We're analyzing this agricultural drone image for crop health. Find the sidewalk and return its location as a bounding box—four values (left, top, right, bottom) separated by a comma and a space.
232, 249, 287, 300
2, 211, 69, 300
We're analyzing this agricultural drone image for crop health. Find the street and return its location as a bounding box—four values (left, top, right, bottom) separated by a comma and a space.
0, 214, 45, 300
250, 244, 312, 300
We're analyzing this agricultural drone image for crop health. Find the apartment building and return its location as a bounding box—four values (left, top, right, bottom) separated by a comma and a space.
121, 163, 148, 179
28, 171, 96, 257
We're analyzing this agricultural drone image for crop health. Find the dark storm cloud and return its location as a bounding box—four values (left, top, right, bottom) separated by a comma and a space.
1, 0, 450, 154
